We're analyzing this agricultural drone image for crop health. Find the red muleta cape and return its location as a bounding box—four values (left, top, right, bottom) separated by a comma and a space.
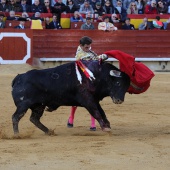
104, 50, 155, 94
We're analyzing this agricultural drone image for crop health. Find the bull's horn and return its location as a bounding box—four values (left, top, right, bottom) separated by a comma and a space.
110, 70, 121, 77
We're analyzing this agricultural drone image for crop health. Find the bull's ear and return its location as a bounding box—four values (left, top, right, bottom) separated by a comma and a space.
110, 70, 122, 77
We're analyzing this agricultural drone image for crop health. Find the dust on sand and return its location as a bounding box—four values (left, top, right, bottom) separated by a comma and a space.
0, 64, 170, 170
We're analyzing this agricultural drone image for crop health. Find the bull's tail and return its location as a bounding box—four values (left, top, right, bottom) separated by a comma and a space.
11, 74, 21, 87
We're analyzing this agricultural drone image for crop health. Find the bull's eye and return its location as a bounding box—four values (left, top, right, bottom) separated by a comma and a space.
116, 81, 121, 86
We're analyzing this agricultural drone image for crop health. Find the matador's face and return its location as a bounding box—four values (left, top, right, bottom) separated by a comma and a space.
81, 44, 91, 52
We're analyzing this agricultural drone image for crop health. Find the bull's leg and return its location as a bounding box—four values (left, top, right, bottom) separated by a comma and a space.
30, 105, 51, 134
97, 103, 110, 128
12, 105, 28, 135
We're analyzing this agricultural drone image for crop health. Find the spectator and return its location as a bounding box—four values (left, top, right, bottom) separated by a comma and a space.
19, 0, 31, 12
0, 13, 5, 28
135, 0, 145, 14
79, 1, 94, 14
8, 0, 21, 12
21, 11, 31, 20
73, 0, 85, 10
103, 0, 114, 14
45, 17, 50, 28
127, 1, 138, 14
114, 0, 127, 22
80, 17, 94, 29
43, 0, 56, 13
93, 2, 105, 16
157, 0, 168, 14
152, 15, 164, 29
96, 14, 103, 22
31, 11, 44, 21
89, 0, 100, 9
54, 0, 68, 14
6, 10, 18, 20
48, 14, 62, 29
122, 17, 135, 30
123, 0, 136, 11
138, 17, 148, 30
109, 13, 121, 24
98, 15, 118, 31
14, 17, 27, 29
0, 0, 9, 12
144, 0, 157, 14
70, 10, 84, 22
31, 0, 44, 13
163, 17, 170, 30
66, 0, 79, 13
101, 0, 113, 8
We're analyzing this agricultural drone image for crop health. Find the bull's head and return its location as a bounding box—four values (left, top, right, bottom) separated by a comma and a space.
109, 70, 130, 104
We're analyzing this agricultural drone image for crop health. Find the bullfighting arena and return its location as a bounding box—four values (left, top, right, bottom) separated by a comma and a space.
0, 64, 170, 170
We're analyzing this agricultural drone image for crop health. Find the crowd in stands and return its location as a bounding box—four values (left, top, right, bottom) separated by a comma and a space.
0, 0, 170, 30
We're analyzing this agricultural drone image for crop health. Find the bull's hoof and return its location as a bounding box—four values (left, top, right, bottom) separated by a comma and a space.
67, 121, 73, 128
46, 129, 56, 136
90, 127, 96, 131
102, 128, 111, 132
13, 134, 21, 139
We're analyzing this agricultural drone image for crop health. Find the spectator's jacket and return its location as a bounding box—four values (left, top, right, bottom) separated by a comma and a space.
79, 4, 94, 14
14, 24, 25, 29
122, 23, 135, 30
157, 5, 168, 14
54, 2, 68, 13
18, 4, 31, 12
98, 21, 114, 31
8, 4, 22, 12
0, 21, 5, 28
144, 4, 157, 14
65, 4, 79, 13
49, 21, 62, 29
80, 23, 95, 30
93, 6, 105, 16
43, 6, 55, 13
70, 16, 84, 22
0, 4, 9, 12
31, 4, 44, 13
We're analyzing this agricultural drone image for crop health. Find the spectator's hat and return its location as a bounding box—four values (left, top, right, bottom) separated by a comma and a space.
96, 2, 101, 6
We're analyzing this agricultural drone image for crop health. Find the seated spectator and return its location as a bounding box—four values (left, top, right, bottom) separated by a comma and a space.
98, 16, 118, 31
0, 0, 9, 12
93, 2, 105, 16
96, 15, 103, 22
152, 15, 164, 29
45, 17, 50, 29
0, 13, 5, 28
54, 0, 68, 14
109, 13, 121, 24
144, 0, 158, 14
43, 0, 55, 13
89, 0, 100, 9
8, 0, 21, 12
31, 12, 44, 21
127, 1, 138, 14
70, 11, 84, 22
48, 14, 62, 29
73, 0, 85, 10
123, 0, 136, 11
122, 17, 135, 30
101, 0, 113, 8
14, 17, 27, 29
21, 11, 31, 21
19, 0, 31, 12
80, 17, 94, 29
113, 0, 127, 22
66, 0, 79, 13
157, 0, 168, 14
6, 10, 19, 20
79, 1, 94, 15
138, 17, 148, 30
135, 0, 145, 14
31, 0, 44, 13
163, 17, 170, 30
103, 0, 114, 14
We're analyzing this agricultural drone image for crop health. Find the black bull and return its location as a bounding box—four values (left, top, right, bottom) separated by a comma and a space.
11, 60, 130, 135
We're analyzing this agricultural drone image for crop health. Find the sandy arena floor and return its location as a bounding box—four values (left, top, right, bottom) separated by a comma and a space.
0, 64, 170, 170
